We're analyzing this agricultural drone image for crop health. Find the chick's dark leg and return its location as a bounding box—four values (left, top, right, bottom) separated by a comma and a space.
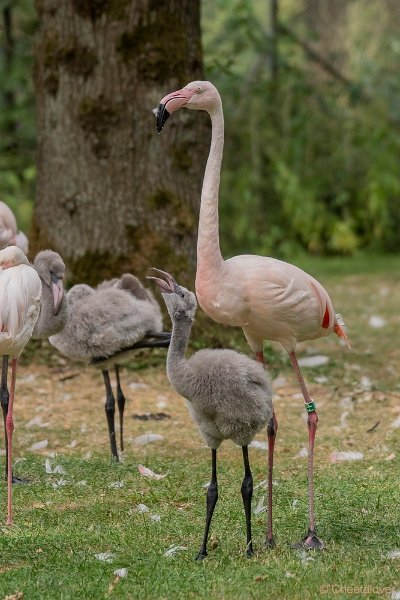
114, 365, 126, 453
241, 445, 254, 557
102, 370, 118, 462
196, 448, 218, 561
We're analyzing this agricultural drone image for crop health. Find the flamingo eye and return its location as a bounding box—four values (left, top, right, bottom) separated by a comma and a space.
195, 86, 202, 94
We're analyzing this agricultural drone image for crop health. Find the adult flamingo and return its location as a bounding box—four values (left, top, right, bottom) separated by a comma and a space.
0, 246, 41, 525
0, 201, 29, 254
156, 81, 349, 549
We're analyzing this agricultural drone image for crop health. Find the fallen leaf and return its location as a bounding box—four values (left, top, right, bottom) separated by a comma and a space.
150, 514, 161, 522
138, 464, 167, 480
253, 496, 267, 515
386, 453, 396, 461
330, 451, 364, 463
296, 447, 308, 458
249, 440, 268, 450
254, 575, 267, 582
298, 355, 329, 368
368, 315, 386, 328
26, 416, 49, 428
94, 552, 114, 563
113, 568, 128, 578
29, 440, 48, 451
133, 433, 164, 446
164, 545, 187, 557
387, 549, 400, 559
109, 481, 124, 489
4, 592, 23, 600
136, 504, 149, 513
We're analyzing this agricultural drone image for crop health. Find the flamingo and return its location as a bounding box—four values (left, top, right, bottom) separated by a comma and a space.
155, 80, 349, 549
0, 246, 42, 525
0, 201, 29, 254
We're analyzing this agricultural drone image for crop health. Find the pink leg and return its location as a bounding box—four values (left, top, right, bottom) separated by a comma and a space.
266, 410, 278, 547
255, 351, 278, 548
6, 358, 17, 526
289, 351, 324, 549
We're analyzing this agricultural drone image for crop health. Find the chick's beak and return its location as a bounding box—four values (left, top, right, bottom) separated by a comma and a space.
147, 268, 181, 294
51, 275, 64, 316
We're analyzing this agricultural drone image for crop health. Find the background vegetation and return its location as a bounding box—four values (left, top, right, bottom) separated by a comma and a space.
2, 0, 400, 257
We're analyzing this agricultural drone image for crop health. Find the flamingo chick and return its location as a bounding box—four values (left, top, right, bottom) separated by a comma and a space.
149, 269, 273, 559
0, 246, 41, 524
49, 275, 170, 461
156, 80, 349, 549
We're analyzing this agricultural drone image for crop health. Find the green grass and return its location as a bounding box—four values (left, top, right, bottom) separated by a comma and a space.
0, 254, 400, 599
0, 453, 398, 599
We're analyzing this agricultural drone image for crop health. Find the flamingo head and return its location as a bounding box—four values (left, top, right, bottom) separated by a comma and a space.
33, 250, 66, 316
154, 80, 221, 132
0, 245, 29, 270
147, 268, 197, 323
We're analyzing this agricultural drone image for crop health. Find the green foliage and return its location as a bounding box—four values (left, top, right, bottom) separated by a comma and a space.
2, 1, 400, 255
0, 0, 37, 231
203, 0, 400, 256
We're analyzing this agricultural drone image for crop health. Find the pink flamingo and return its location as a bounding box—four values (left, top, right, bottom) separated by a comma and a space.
0, 201, 29, 254
0, 246, 41, 525
156, 80, 349, 549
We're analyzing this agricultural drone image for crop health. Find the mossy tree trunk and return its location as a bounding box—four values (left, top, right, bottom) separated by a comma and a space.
32, 0, 208, 285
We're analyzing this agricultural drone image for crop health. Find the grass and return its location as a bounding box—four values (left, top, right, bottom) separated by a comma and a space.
0, 254, 399, 599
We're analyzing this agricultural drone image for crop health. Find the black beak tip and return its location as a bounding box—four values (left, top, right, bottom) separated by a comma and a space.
156, 103, 170, 133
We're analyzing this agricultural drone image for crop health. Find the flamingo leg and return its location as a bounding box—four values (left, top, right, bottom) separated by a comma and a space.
255, 351, 278, 548
114, 365, 125, 453
102, 370, 119, 462
1, 356, 26, 485
6, 358, 17, 526
241, 445, 254, 557
289, 351, 324, 549
196, 448, 218, 561
266, 411, 278, 548
1, 355, 9, 480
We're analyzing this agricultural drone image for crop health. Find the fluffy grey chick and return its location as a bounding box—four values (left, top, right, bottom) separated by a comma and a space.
49, 276, 170, 461
32, 250, 68, 339
149, 269, 273, 560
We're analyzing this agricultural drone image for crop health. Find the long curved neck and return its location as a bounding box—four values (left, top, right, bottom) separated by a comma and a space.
197, 103, 224, 274
166, 319, 194, 398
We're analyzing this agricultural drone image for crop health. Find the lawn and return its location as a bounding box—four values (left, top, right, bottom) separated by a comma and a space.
0, 255, 399, 600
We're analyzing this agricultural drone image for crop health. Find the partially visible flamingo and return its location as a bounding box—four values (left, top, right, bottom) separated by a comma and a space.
0, 201, 29, 254
156, 80, 349, 549
0, 246, 41, 525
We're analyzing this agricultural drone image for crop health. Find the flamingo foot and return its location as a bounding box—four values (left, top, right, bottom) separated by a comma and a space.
292, 530, 325, 550
265, 536, 276, 549
12, 474, 29, 484
246, 543, 255, 558
195, 551, 207, 561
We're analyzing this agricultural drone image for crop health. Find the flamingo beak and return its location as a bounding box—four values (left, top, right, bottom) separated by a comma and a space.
147, 268, 181, 295
51, 275, 64, 316
154, 87, 197, 133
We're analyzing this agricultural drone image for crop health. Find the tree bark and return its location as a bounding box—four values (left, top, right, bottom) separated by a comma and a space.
32, 0, 208, 285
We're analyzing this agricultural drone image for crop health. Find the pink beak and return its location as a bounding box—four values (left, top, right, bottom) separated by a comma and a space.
51, 278, 64, 316
155, 86, 197, 133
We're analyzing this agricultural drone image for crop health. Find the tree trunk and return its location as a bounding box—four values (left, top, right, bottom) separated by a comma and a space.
32, 0, 208, 285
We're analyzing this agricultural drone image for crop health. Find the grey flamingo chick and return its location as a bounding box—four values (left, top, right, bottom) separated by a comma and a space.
49, 275, 170, 461
32, 250, 67, 339
0, 250, 68, 483
149, 269, 273, 559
